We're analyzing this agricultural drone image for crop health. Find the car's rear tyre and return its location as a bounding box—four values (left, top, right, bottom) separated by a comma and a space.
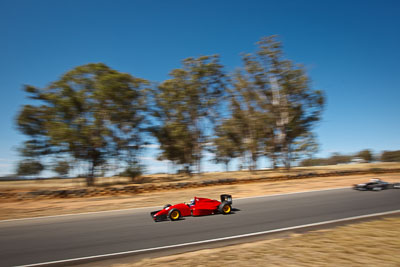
163, 204, 172, 209
218, 202, 232, 215
168, 209, 181, 221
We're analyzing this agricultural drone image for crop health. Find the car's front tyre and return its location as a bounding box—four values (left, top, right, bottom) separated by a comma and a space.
168, 209, 181, 221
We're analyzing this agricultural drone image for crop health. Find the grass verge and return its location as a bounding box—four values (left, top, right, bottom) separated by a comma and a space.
112, 217, 400, 267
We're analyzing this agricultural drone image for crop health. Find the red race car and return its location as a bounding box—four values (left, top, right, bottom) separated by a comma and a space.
150, 194, 233, 222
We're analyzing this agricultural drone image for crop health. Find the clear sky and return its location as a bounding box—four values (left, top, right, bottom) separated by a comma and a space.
1, 0, 399, 176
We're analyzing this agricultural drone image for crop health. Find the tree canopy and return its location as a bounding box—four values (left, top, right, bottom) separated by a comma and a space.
150, 55, 227, 173
17, 63, 149, 185
212, 36, 324, 170
16, 36, 328, 182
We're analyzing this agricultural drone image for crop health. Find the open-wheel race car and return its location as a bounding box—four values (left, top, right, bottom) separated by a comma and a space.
150, 194, 233, 222
353, 178, 400, 191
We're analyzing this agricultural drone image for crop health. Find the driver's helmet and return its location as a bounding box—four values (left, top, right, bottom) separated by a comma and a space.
189, 199, 195, 206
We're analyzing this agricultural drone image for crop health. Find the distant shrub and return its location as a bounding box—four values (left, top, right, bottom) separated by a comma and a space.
381, 150, 400, 162
16, 160, 44, 177
326, 153, 352, 165
52, 161, 70, 177
119, 164, 144, 182
300, 158, 328, 166
300, 153, 353, 166
356, 149, 373, 163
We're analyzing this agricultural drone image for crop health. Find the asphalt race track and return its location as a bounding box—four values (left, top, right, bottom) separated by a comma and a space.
1, 188, 399, 266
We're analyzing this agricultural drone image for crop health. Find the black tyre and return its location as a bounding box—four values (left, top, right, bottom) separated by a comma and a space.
163, 204, 172, 209
218, 202, 232, 215
168, 209, 181, 221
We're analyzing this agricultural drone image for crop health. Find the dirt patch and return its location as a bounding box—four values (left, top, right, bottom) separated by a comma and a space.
1, 173, 399, 220
111, 217, 400, 267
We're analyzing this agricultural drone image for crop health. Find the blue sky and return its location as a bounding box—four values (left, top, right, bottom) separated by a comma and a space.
1, 0, 399, 176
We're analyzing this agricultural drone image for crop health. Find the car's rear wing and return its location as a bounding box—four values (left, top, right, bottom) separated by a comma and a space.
220, 194, 232, 204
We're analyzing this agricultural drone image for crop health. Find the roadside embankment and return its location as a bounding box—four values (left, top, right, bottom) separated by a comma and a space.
110, 216, 400, 267
1, 164, 400, 200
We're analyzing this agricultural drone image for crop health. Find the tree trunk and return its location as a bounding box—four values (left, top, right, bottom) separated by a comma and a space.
196, 157, 201, 174
86, 160, 95, 186
195, 128, 202, 174
251, 152, 257, 171
284, 155, 291, 170
271, 153, 278, 169
283, 143, 291, 170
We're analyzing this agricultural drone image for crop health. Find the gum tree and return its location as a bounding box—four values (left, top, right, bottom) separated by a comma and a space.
16, 63, 148, 185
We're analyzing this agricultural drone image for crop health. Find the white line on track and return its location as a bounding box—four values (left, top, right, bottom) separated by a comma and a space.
16, 209, 400, 267
0, 187, 350, 223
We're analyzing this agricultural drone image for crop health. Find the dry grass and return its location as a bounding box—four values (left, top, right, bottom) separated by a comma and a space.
1, 172, 399, 220
112, 217, 400, 267
1, 162, 399, 191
